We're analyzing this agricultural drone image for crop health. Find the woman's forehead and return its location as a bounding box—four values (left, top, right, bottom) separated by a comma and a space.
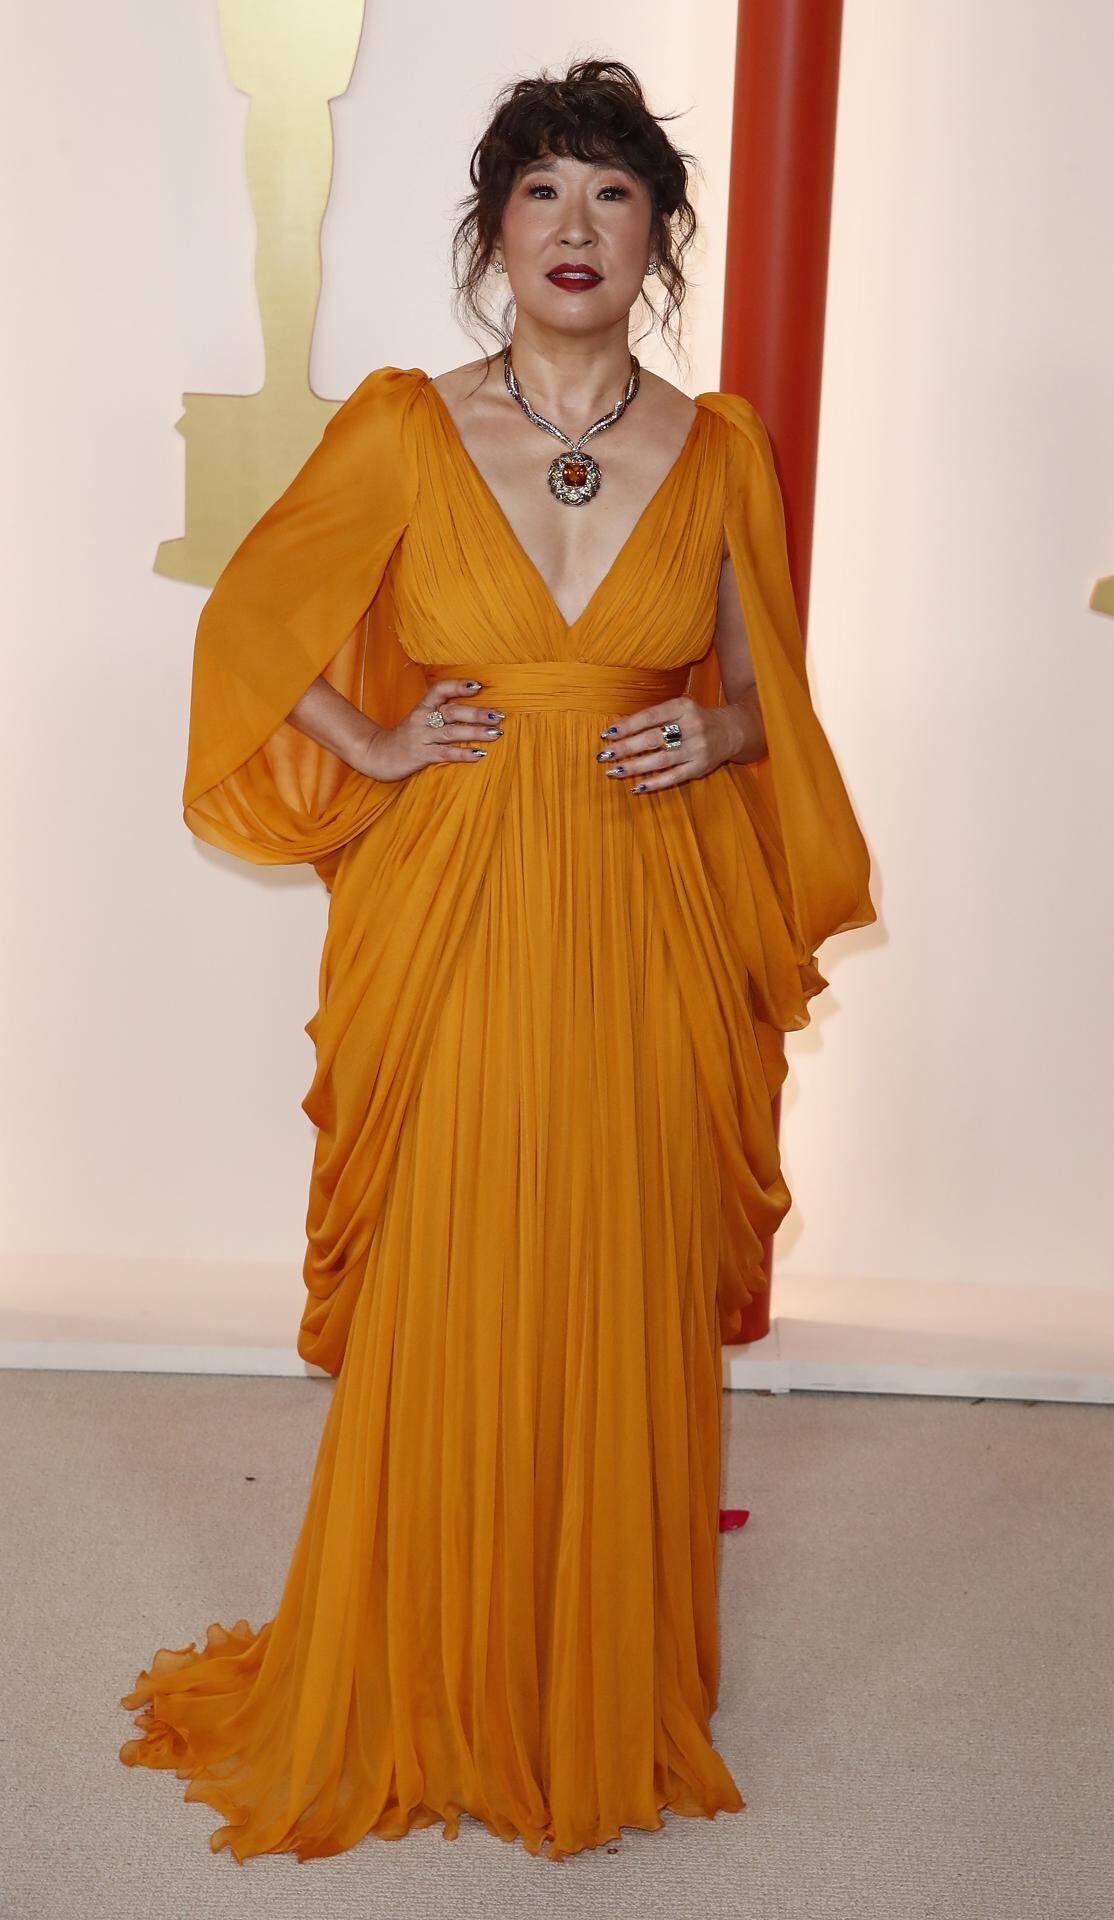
515, 151, 638, 182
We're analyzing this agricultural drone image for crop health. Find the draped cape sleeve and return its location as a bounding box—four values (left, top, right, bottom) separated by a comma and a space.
686, 393, 877, 1029
181, 364, 430, 888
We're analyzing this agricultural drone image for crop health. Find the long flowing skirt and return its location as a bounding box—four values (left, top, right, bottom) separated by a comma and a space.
119, 709, 751, 1861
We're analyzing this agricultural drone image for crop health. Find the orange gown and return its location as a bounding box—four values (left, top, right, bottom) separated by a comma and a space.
118, 365, 875, 1862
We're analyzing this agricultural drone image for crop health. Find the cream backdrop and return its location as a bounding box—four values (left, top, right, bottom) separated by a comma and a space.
1, 2, 1112, 1386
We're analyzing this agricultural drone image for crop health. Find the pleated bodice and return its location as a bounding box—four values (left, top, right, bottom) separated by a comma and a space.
391, 375, 726, 678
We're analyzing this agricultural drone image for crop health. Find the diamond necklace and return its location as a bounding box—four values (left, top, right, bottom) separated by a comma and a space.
501, 343, 640, 507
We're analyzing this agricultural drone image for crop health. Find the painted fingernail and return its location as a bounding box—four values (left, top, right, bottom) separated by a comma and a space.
466, 680, 481, 689
597, 749, 614, 762
606, 765, 625, 777
633, 783, 647, 793
472, 747, 486, 756
485, 728, 502, 737
487, 710, 505, 720
600, 725, 618, 738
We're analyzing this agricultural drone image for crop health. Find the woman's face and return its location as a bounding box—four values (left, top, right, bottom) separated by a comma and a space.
497, 150, 654, 335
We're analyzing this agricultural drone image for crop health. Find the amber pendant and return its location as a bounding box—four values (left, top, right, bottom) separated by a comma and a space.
547, 447, 602, 506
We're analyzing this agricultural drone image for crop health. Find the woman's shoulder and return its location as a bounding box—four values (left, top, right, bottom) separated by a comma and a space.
334, 364, 430, 416
693, 388, 781, 502
425, 356, 496, 402
694, 385, 768, 439
313, 366, 431, 468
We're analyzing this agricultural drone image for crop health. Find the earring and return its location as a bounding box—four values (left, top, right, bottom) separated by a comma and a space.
492, 256, 506, 274
646, 258, 659, 276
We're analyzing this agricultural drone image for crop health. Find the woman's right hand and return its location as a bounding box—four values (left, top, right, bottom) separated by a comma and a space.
357, 679, 505, 783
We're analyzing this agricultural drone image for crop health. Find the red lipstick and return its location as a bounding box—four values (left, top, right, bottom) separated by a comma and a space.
546, 263, 602, 290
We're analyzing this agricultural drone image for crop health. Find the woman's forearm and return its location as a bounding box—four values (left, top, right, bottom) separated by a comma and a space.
724, 686, 767, 765
285, 675, 383, 775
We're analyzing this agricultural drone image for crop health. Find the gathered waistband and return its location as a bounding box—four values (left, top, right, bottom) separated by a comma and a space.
418, 659, 691, 712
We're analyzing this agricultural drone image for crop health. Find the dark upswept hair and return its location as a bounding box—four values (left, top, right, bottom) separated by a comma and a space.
450, 58, 700, 369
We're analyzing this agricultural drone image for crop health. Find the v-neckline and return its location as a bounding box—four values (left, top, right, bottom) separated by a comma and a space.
423, 373, 705, 634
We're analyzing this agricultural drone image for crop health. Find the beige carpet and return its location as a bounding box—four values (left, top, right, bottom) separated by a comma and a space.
1, 1369, 1110, 1919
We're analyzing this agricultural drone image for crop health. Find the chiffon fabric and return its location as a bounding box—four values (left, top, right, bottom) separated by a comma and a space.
119, 365, 875, 1862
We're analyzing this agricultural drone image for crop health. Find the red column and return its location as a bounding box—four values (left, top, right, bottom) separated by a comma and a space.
720, 0, 844, 1337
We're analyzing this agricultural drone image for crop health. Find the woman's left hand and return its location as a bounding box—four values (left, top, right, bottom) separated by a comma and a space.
595, 695, 750, 794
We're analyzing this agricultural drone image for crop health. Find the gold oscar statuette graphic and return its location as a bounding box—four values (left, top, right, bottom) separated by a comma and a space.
155, 0, 368, 586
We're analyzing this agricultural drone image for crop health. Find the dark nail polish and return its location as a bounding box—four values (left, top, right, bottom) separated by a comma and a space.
597, 749, 614, 762
466, 680, 481, 689
633, 783, 647, 793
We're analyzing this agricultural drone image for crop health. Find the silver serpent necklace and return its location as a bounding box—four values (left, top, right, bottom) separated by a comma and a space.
501, 343, 640, 506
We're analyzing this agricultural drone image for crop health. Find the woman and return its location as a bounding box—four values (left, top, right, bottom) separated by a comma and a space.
119, 59, 875, 1863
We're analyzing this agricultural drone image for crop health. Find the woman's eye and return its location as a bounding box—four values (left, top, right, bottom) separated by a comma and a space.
526, 183, 629, 200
